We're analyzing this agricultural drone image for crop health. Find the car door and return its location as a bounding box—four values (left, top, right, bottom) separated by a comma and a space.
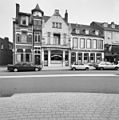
105, 62, 113, 70
78, 63, 85, 70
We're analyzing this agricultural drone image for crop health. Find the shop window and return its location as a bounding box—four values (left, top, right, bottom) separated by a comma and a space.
90, 53, 95, 60
84, 53, 89, 60
65, 51, 69, 61
78, 53, 82, 60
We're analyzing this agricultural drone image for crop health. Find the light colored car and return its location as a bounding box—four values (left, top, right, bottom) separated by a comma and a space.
95, 61, 119, 70
71, 62, 90, 70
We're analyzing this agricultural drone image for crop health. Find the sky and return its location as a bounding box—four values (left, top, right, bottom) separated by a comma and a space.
0, 0, 119, 42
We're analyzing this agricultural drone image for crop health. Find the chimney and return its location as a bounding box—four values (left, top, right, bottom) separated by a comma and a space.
64, 10, 68, 23
54, 9, 60, 16
16, 3, 20, 19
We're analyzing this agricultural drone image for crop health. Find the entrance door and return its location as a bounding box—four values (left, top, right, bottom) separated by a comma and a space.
35, 55, 40, 65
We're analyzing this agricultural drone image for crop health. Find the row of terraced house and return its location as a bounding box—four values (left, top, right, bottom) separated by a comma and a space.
12, 3, 119, 68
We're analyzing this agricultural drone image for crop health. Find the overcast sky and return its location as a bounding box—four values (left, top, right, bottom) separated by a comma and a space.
0, 0, 119, 42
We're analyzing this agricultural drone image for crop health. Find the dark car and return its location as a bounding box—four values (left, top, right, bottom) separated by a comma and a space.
7, 63, 42, 72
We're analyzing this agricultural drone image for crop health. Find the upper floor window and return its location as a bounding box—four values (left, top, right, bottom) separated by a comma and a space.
76, 29, 80, 34
34, 34, 41, 43
21, 31, 27, 43
86, 39, 91, 49
21, 16, 28, 26
85, 30, 89, 35
97, 40, 103, 49
103, 23, 108, 27
80, 38, 85, 48
63, 33, 67, 45
72, 37, 78, 48
92, 39, 97, 49
34, 19, 41, 26
47, 32, 51, 44
16, 34, 21, 43
95, 30, 99, 35
27, 34, 32, 43
34, 47, 40, 54
52, 22, 62, 29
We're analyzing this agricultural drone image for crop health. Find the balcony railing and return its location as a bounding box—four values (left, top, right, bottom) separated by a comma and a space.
41, 42, 71, 48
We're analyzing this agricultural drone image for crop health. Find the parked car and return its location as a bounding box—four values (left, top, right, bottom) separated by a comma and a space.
7, 63, 42, 72
71, 62, 91, 70
95, 61, 119, 70
85, 63, 96, 70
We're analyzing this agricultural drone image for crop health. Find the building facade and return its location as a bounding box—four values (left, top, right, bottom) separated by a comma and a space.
70, 24, 104, 64
13, 3, 105, 68
0, 37, 13, 65
42, 9, 71, 67
91, 22, 119, 63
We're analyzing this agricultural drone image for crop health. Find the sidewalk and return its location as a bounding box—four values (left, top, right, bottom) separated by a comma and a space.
42, 66, 70, 71
0, 92, 119, 120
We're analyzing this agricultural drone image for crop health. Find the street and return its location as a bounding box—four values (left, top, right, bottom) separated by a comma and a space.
0, 70, 119, 96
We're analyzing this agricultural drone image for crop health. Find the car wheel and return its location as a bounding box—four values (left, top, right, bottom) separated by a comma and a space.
14, 68, 18, 72
72, 67, 76, 71
100, 67, 104, 70
35, 68, 39, 71
85, 67, 89, 70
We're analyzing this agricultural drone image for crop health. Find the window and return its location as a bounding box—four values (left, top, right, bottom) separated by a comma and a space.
34, 20, 41, 26
53, 34, 60, 45
92, 39, 97, 49
16, 54, 23, 62
97, 40, 103, 49
21, 16, 28, 26
76, 29, 80, 34
72, 37, 78, 48
16, 34, 21, 43
63, 33, 67, 45
35, 47, 40, 54
90, 53, 95, 60
47, 32, 51, 44
34, 34, 41, 43
80, 38, 85, 48
26, 54, 30, 62
86, 39, 91, 49
21, 32, 27, 43
84, 53, 89, 61
78, 53, 82, 60
27, 34, 32, 43
52, 22, 62, 29
85, 30, 89, 34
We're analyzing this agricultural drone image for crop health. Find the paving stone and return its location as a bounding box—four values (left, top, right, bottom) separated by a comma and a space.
0, 93, 119, 119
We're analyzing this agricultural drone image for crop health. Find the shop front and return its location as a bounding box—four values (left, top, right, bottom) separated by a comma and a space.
43, 49, 70, 67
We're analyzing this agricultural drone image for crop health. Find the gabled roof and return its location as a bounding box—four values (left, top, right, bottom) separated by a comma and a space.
91, 21, 119, 32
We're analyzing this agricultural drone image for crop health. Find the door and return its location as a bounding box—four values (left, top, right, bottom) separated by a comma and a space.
35, 55, 41, 65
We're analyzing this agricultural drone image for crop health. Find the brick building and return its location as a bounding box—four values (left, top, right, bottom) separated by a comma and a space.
13, 3, 105, 68
0, 37, 13, 65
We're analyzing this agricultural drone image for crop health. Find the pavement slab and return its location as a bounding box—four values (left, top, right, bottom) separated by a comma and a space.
0, 93, 119, 120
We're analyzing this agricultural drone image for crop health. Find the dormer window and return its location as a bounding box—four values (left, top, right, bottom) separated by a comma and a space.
111, 22, 115, 28
103, 23, 108, 27
95, 30, 99, 35
85, 30, 89, 34
21, 16, 28, 26
76, 29, 80, 34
